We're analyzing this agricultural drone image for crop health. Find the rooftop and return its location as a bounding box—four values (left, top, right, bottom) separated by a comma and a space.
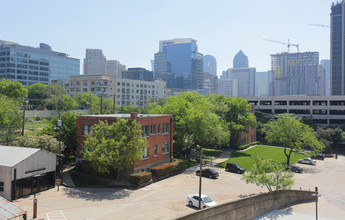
0, 146, 40, 167
0, 196, 27, 219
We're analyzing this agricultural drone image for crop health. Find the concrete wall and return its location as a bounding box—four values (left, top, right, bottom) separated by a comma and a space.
0, 166, 12, 201
25, 110, 88, 118
176, 190, 315, 220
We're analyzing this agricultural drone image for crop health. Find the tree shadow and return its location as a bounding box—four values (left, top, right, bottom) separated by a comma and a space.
255, 207, 293, 220
63, 187, 131, 201
230, 151, 251, 158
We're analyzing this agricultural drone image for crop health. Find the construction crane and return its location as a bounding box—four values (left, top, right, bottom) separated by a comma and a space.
310, 23, 330, 28
263, 39, 299, 52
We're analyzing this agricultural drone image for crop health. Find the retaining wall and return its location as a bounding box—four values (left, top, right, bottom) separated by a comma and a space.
25, 110, 88, 118
176, 190, 315, 220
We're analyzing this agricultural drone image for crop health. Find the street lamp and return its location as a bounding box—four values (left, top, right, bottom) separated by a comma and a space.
312, 187, 322, 220
21, 100, 29, 136
32, 173, 41, 219
58, 115, 63, 185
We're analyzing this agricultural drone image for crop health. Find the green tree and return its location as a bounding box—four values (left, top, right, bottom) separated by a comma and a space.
149, 92, 230, 155
315, 127, 342, 154
118, 104, 139, 113
40, 112, 78, 157
82, 119, 148, 177
264, 114, 324, 165
45, 94, 78, 112
75, 92, 93, 109
26, 83, 48, 108
14, 135, 63, 154
0, 95, 21, 141
0, 78, 28, 102
242, 157, 294, 192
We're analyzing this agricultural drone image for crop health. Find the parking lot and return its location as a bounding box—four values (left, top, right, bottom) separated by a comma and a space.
13, 155, 345, 220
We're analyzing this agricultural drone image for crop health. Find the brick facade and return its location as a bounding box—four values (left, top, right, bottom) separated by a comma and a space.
76, 113, 173, 174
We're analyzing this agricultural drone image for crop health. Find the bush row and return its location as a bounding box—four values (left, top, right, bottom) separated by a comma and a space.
238, 141, 260, 150
129, 172, 152, 185
151, 159, 185, 178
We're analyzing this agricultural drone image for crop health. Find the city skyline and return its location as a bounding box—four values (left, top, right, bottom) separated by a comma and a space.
0, 0, 334, 76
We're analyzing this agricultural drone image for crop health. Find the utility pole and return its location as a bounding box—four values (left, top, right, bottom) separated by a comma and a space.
198, 148, 203, 209
21, 100, 28, 136
113, 94, 116, 113
100, 94, 103, 114
58, 114, 63, 184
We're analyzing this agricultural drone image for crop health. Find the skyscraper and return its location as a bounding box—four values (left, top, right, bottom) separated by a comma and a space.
83, 49, 106, 75
320, 59, 330, 96
203, 55, 217, 76
0, 40, 80, 85
233, 50, 249, 68
153, 38, 203, 90
256, 71, 271, 96
331, 1, 344, 95
271, 52, 319, 96
106, 60, 126, 77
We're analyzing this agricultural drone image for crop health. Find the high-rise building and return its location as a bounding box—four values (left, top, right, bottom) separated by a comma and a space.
331, 1, 345, 95
319, 65, 326, 96
122, 68, 153, 81
222, 68, 256, 97
216, 78, 238, 97
83, 49, 106, 75
271, 52, 319, 96
233, 50, 249, 68
320, 59, 330, 96
106, 60, 126, 77
153, 38, 203, 90
0, 40, 80, 85
256, 71, 271, 96
203, 55, 217, 76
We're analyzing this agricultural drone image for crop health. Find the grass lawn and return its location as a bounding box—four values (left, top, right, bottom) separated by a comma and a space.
202, 148, 222, 157
70, 172, 110, 187
217, 145, 306, 170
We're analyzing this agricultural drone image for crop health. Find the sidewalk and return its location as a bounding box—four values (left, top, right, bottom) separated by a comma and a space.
210, 149, 233, 165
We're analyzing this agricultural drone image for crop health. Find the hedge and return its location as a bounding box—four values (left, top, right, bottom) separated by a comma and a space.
238, 141, 260, 150
129, 172, 152, 185
151, 163, 174, 178
172, 159, 185, 172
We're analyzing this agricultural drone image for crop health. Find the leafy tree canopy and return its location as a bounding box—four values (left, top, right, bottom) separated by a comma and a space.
0, 78, 28, 102
26, 83, 49, 108
264, 114, 324, 165
45, 94, 78, 112
0, 95, 21, 140
14, 135, 63, 154
82, 119, 148, 175
315, 127, 342, 154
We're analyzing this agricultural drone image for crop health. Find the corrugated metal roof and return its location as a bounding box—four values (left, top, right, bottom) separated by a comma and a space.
0, 196, 26, 220
0, 145, 40, 167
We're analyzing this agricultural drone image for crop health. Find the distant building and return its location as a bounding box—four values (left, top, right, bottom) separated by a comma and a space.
203, 55, 217, 76
331, 1, 345, 95
106, 60, 126, 78
319, 65, 326, 96
122, 68, 153, 82
65, 75, 166, 108
76, 113, 174, 178
216, 78, 238, 97
83, 49, 106, 75
222, 67, 256, 97
256, 71, 271, 96
271, 52, 319, 96
153, 38, 203, 90
0, 146, 56, 201
320, 59, 330, 96
0, 40, 80, 85
201, 72, 217, 95
233, 50, 249, 68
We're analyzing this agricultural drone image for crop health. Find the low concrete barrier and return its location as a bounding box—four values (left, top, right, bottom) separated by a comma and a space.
25, 110, 88, 118
177, 190, 315, 220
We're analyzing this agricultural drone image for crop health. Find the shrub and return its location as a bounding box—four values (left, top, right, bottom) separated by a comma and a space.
238, 141, 260, 150
151, 163, 174, 178
129, 172, 152, 185
172, 159, 185, 172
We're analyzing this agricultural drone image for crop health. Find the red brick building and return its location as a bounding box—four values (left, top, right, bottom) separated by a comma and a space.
76, 112, 173, 175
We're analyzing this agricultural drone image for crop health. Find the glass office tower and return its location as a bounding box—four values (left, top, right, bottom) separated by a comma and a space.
154, 38, 203, 90
0, 40, 80, 85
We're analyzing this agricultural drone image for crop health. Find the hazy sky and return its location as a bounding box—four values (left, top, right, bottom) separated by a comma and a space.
1, 0, 335, 76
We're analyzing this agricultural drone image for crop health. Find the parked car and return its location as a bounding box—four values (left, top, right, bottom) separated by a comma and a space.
324, 153, 335, 158
196, 168, 219, 179
311, 154, 325, 160
225, 163, 245, 174
298, 158, 316, 165
187, 194, 217, 208
286, 165, 303, 173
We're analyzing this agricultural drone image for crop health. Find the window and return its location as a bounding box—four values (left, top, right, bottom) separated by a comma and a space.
150, 124, 156, 135
157, 124, 160, 134
154, 144, 157, 156
162, 142, 169, 154
142, 147, 149, 159
142, 125, 149, 137
162, 123, 169, 134
83, 125, 93, 135
0, 182, 3, 192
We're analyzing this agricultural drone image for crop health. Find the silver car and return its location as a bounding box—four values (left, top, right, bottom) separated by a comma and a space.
298, 158, 316, 165
187, 194, 217, 208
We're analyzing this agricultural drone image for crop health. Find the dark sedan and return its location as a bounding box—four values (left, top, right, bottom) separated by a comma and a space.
311, 154, 325, 160
196, 169, 219, 179
286, 165, 303, 173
